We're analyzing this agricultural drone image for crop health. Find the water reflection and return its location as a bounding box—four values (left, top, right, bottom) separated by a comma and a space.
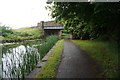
0, 35, 58, 79
1, 45, 40, 78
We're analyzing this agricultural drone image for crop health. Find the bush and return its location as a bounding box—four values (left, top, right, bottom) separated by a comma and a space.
6, 33, 22, 40
20, 32, 32, 37
0, 26, 13, 37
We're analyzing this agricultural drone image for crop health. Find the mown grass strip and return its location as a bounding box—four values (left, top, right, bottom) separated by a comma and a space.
72, 40, 118, 78
36, 39, 64, 79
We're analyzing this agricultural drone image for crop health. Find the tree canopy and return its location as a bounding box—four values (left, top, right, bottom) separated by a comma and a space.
46, 2, 120, 41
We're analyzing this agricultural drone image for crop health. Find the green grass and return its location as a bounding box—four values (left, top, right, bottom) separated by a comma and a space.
15, 27, 33, 32
0, 36, 4, 40
36, 39, 64, 79
1, 27, 42, 41
15, 27, 40, 35
62, 33, 70, 39
72, 40, 118, 78
14, 27, 42, 38
61, 30, 70, 39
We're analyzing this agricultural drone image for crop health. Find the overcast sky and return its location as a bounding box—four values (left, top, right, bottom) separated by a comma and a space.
0, 0, 53, 29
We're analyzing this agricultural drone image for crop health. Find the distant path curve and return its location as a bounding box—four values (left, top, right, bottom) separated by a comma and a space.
56, 39, 105, 78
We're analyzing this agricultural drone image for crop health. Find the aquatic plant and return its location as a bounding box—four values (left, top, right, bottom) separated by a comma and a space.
1, 35, 58, 79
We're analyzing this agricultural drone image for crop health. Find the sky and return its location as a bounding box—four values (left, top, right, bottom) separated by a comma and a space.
0, 0, 53, 29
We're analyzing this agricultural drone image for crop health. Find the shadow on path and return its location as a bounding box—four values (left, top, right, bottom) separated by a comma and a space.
56, 39, 105, 78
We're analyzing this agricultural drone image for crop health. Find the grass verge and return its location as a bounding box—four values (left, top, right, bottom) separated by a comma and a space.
36, 39, 64, 79
72, 40, 118, 78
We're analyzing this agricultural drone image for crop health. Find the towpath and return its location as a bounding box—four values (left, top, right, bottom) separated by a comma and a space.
56, 40, 105, 78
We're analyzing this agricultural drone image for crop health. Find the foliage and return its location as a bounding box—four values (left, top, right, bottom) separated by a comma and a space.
36, 39, 64, 78
0, 26, 13, 37
46, 2, 120, 78
46, 2, 120, 41
72, 40, 118, 78
62, 30, 69, 34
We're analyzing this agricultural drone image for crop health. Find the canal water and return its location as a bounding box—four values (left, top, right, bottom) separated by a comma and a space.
0, 35, 58, 79
0, 39, 42, 78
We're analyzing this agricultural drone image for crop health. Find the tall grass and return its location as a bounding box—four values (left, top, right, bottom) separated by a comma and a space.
37, 39, 64, 78
1, 35, 58, 79
37, 35, 58, 59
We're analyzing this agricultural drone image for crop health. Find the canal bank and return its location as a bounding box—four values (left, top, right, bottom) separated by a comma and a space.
0, 35, 58, 78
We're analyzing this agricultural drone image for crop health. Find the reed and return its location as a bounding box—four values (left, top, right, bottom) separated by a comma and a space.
1, 35, 58, 79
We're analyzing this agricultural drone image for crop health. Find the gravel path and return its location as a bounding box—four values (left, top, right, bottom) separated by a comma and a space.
56, 39, 105, 78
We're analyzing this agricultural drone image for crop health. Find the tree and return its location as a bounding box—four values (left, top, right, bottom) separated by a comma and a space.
0, 26, 13, 37
46, 2, 120, 40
